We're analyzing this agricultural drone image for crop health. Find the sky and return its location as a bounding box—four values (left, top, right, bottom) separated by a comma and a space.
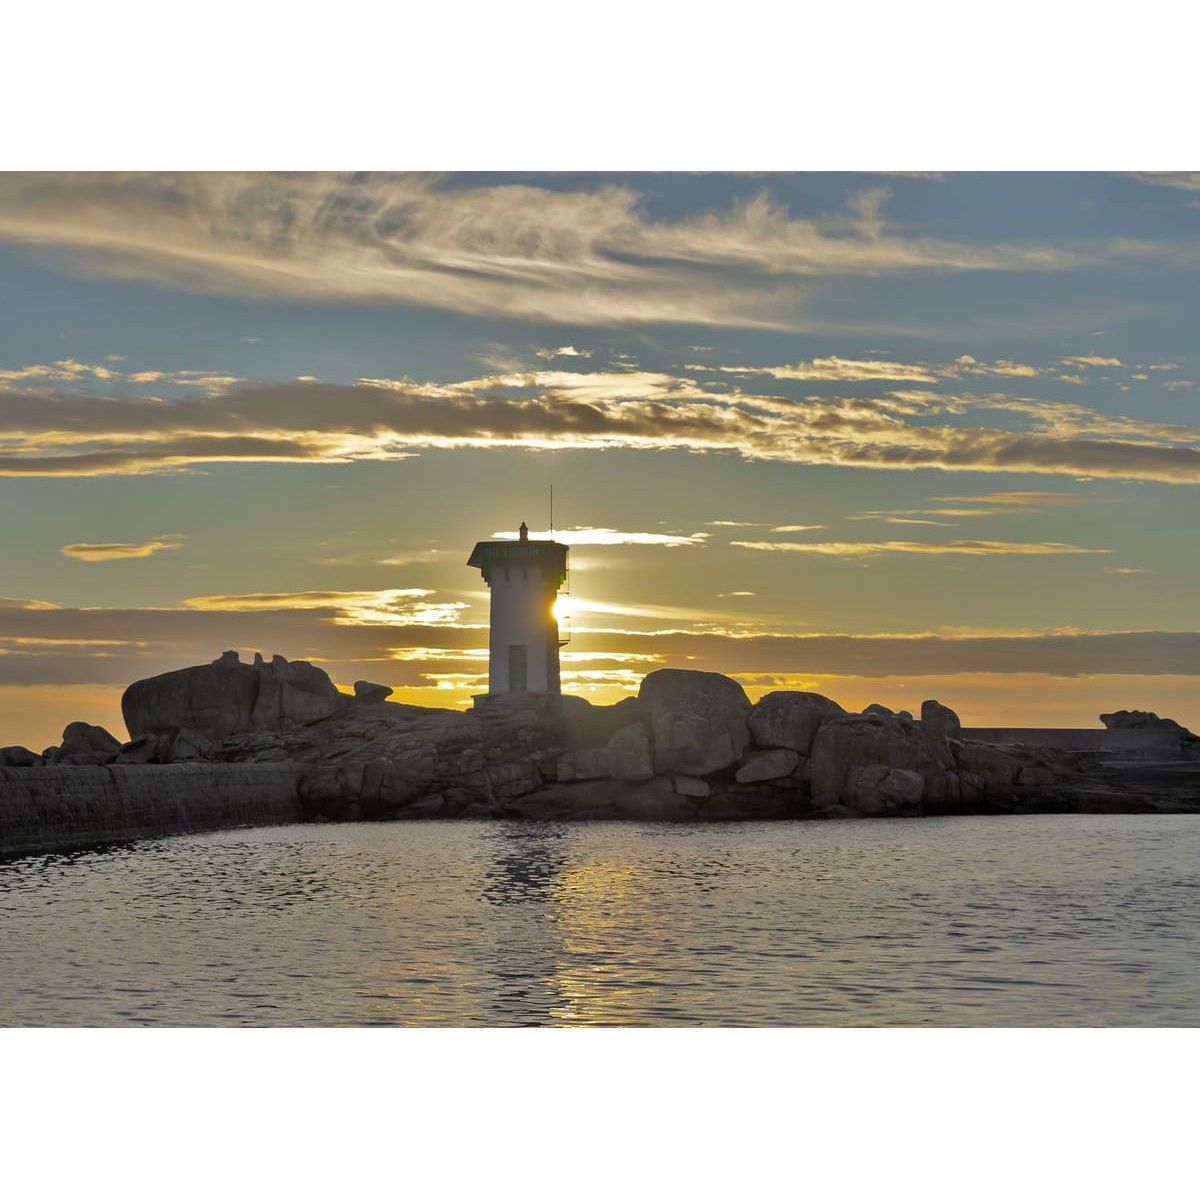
1, 170, 1199, 748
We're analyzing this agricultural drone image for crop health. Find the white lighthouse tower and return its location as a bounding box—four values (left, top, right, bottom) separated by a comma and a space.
468, 521, 569, 698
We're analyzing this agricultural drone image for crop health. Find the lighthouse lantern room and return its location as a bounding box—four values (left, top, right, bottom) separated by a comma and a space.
467, 521, 569, 697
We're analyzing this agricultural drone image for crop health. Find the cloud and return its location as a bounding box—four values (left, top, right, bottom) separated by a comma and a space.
60, 537, 183, 562
929, 491, 1108, 507
2, 370, 1200, 485
181, 589, 472, 626
1104, 567, 1149, 575
1, 597, 1197, 695
491, 527, 709, 547
0, 359, 120, 385
536, 346, 593, 359
0, 596, 61, 610
1127, 173, 1200, 192
712, 356, 940, 383
0, 174, 1181, 332
769, 525, 824, 533
1062, 355, 1123, 367
731, 540, 1110, 556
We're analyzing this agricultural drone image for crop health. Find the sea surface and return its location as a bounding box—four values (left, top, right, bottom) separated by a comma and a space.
2, 815, 1199, 1026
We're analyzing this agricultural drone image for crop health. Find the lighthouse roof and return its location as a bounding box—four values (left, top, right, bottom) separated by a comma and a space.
467, 534, 568, 581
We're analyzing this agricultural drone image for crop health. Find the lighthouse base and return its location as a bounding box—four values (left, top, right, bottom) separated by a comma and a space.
471, 691, 590, 720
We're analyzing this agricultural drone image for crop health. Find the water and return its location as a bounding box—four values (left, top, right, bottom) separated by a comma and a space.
2, 815, 1199, 1026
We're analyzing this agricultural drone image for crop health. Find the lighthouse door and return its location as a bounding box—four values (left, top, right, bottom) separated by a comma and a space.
508, 644, 528, 693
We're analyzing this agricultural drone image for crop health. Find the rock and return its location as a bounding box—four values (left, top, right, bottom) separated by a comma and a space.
847, 766, 925, 815
123, 658, 260, 739
167, 729, 214, 762
1100, 709, 1191, 735
60, 722, 123, 758
921, 699, 962, 740
117, 734, 168, 764
0, 745, 43, 767
953, 742, 1024, 797
250, 658, 343, 729
672, 775, 712, 798
639, 669, 751, 777
810, 712, 955, 806
1017, 765, 1056, 789
736, 748, 800, 783
862, 703, 894, 718
353, 680, 394, 705
748, 691, 845, 755
603, 722, 655, 782
122, 652, 344, 741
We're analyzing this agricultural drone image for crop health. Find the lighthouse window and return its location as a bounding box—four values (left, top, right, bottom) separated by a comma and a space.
508, 644, 528, 693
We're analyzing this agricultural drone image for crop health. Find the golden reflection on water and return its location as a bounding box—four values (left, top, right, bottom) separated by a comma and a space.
547, 859, 649, 1026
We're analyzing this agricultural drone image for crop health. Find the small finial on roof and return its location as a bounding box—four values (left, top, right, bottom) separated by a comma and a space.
519, 521, 529, 541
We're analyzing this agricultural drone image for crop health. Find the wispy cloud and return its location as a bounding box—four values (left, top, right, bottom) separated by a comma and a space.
1, 598, 1196, 691
0, 174, 1185, 332
1062, 355, 1122, 367
930, 490, 1113, 507
536, 346, 593, 360
60, 537, 183, 562
491, 527, 709, 547
181, 589, 471, 626
731, 539, 1110, 556
2, 371, 1199, 484
710, 356, 939, 383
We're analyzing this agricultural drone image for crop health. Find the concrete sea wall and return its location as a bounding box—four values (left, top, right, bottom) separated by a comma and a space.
962, 728, 1185, 756
0, 763, 306, 860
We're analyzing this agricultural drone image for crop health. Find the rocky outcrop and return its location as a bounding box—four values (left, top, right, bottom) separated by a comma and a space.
639, 669, 751, 776
122, 650, 345, 741
810, 710, 956, 810
1101, 710, 1193, 736
8, 653, 1200, 860
748, 691, 844, 755
353, 680, 394, 705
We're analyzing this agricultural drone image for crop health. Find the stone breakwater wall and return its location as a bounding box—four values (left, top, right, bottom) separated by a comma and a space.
0, 763, 306, 860
962, 728, 1186, 756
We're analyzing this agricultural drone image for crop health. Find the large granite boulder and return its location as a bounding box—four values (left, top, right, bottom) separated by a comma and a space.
353, 680, 394, 705
639, 669, 752, 777
810, 711, 956, 807
250, 656, 343, 729
122, 651, 344, 741
847, 765, 925, 815
603, 722, 655, 782
60, 722, 123, 758
748, 691, 844, 755
0, 745, 43, 767
736, 748, 800, 783
921, 699, 962, 740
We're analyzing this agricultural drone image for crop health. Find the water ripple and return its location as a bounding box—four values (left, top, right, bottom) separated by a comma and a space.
2, 815, 1200, 1025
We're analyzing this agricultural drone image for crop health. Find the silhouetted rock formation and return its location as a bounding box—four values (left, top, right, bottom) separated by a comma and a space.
122, 650, 344, 741
353, 680, 394, 705
1101, 709, 1193, 736
6, 657, 1200, 859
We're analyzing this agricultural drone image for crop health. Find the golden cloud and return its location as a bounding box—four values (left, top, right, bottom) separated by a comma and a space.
60, 538, 183, 562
